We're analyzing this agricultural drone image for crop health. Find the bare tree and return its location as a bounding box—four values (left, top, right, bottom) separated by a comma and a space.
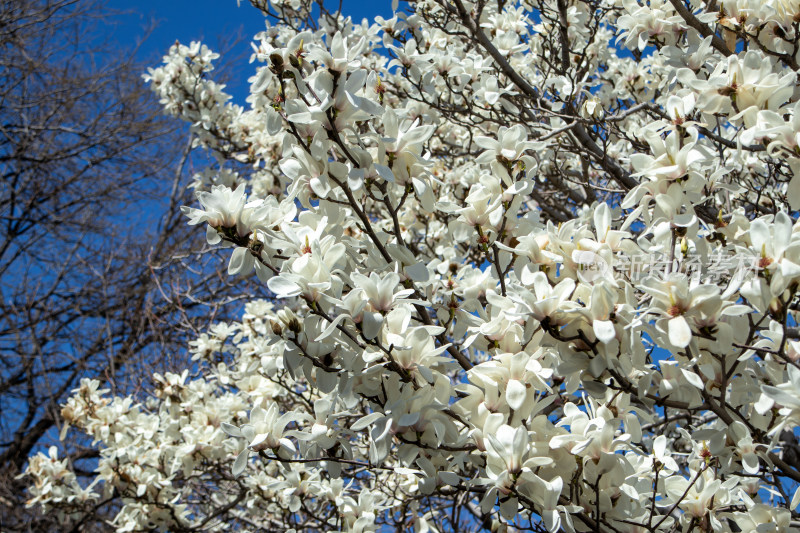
0, 1, 250, 529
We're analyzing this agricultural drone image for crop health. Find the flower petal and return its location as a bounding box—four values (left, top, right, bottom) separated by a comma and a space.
668, 315, 692, 348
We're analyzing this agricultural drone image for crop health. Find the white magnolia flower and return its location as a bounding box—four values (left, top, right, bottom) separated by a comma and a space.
28, 1, 800, 531
642, 274, 739, 348
349, 271, 414, 339
267, 240, 346, 302
182, 185, 250, 244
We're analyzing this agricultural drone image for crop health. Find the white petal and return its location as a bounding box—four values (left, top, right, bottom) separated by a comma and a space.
750, 219, 769, 254
668, 316, 692, 348
315, 314, 348, 342
775, 211, 793, 257
506, 379, 528, 411
499, 496, 518, 520
352, 412, 384, 431
473, 136, 499, 150
680, 368, 705, 389
742, 452, 760, 474
402, 124, 434, 147
593, 202, 611, 239
405, 261, 430, 282
249, 433, 268, 449
753, 393, 774, 415
540, 508, 562, 533
788, 173, 800, 210
206, 224, 221, 244
373, 163, 395, 182
593, 319, 616, 344
228, 247, 250, 275
267, 275, 301, 298
279, 158, 303, 179
361, 311, 383, 340
265, 107, 282, 135
653, 435, 667, 459
231, 448, 249, 478
331, 32, 345, 60
220, 422, 242, 437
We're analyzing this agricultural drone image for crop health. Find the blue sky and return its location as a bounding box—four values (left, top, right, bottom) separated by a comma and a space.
106, 0, 393, 102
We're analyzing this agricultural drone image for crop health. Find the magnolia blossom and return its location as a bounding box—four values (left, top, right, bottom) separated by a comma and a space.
22, 0, 800, 532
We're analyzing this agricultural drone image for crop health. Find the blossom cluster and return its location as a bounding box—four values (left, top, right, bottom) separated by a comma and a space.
21, 0, 800, 531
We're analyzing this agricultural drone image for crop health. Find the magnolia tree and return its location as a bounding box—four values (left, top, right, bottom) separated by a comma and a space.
21, 0, 800, 531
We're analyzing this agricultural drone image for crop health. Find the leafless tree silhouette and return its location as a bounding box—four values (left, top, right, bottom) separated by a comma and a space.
0, 1, 250, 529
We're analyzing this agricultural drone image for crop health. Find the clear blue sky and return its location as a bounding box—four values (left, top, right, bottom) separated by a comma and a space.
106, 0, 393, 102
